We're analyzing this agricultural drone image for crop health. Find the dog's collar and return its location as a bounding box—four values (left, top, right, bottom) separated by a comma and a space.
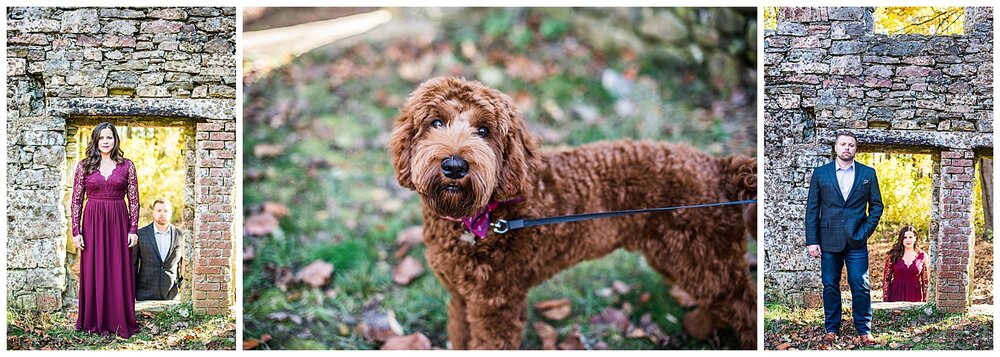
442, 197, 523, 239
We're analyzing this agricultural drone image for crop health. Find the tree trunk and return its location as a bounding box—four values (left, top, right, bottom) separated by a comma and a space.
979, 158, 992, 238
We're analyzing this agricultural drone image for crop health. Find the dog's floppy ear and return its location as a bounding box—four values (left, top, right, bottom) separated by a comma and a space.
493, 91, 541, 200
388, 102, 418, 190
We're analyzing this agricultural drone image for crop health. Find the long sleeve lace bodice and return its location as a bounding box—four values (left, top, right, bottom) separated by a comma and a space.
126, 159, 139, 234
70, 159, 139, 236
71, 162, 86, 237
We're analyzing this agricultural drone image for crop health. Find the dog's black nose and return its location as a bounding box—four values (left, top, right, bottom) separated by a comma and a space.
441, 156, 468, 179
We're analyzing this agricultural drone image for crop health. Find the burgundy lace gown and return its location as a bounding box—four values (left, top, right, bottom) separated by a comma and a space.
882, 252, 930, 303
71, 159, 140, 338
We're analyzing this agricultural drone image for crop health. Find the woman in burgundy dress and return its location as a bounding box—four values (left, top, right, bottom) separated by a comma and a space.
882, 226, 930, 302
70, 122, 140, 338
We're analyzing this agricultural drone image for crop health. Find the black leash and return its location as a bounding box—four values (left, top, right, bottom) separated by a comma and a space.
490, 199, 757, 234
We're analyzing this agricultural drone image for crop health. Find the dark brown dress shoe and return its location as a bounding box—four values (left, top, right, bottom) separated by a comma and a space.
859, 334, 877, 345
822, 332, 837, 343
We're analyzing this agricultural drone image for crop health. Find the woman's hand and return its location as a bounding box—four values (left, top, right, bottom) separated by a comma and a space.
128, 233, 138, 248
73, 235, 85, 251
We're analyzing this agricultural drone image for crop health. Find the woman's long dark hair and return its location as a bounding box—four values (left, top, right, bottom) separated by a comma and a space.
887, 225, 923, 264
81, 122, 125, 175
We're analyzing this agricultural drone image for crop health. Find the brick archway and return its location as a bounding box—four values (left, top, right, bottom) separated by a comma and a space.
6, 7, 236, 315
763, 7, 993, 313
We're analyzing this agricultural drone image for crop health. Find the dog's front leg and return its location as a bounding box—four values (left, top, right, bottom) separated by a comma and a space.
466, 296, 527, 349
447, 295, 471, 349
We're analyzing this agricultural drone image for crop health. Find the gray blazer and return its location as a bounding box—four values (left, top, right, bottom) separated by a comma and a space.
805, 161, 884, 253
132, 223, 183, 301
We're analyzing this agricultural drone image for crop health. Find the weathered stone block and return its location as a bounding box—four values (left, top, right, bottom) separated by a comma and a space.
60, 9, 100, 34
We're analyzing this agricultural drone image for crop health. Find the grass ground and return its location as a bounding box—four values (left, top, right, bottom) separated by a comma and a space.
6, 303, 236, 350
243, 8, 756, 350
764, 302, 992, 350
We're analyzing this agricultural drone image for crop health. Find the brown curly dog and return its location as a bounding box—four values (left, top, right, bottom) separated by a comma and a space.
388, 77, 756, 349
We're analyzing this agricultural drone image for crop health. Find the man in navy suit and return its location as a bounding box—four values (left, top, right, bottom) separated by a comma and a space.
805, 131, 883, 345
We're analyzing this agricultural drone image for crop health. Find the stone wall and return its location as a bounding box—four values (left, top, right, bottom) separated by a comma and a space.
6, 7, 236, 314
763, 7, 992, 312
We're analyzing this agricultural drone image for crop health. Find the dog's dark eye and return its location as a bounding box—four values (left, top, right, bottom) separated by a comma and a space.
476, 127, 489, 137
431, 119, 444, 128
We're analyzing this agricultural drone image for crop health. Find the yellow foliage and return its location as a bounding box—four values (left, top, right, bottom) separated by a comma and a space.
763, 7, 777, 31
75, 126, 188, 226
856, 153, 933, 242
875, 7, 965, 36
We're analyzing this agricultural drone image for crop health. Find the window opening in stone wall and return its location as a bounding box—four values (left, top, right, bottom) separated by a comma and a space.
971, 157, 992, 306
874, 7, 965, 36
854, 152, 934, 305
65, 125, 192, 306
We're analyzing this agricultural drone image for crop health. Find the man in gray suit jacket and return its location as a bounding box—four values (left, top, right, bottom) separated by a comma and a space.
805, 131, 883, 345
132, 199, 183, 301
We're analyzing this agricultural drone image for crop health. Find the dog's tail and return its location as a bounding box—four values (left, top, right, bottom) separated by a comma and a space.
721, 155, 756, 239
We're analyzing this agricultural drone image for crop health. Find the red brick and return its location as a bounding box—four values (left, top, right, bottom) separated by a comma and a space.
209, 132, 235, 141
197, 122, 224, 131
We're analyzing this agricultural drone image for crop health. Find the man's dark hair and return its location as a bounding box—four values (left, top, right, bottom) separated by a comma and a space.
834, 131, 858, 147
152, 198, 171, 210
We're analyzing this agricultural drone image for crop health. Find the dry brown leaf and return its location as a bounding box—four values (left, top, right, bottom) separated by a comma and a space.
533, 321, 558, 350
533, 298, 572, 321
392, 256, 424, 285
670, 285, 697, 308
245, 211, 279, 236
263, 202, 291, 218
381, 333, 432, 350
395, 226, 424, 259
611, 280, 631, 295
777, 342, 792, 350
591, 307, 630, 333
253, 144, 286, 158
558, 324, 586, 350
243, 245, 255, 261
356, 309, 404, 342
271, 266, 293, 292
243, 339, 261, 350
295, 260, 334, 288
639, 292, 652, 305
505, 56, 547, 82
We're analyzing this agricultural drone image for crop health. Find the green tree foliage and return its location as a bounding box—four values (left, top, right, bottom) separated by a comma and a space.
75, 126, 187, 225
856, 153, 933, 242
874, 7, 965, 35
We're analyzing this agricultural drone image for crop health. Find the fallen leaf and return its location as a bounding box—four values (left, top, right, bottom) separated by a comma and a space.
253, 144, 286, 158
533, 298, 572, 321
505, 56, 547, 82
591, 307, 630, 333
611, 280, 631, 295
261, 334, 272, 343
533, 322, 558, 350
243, 245, 255, 261
626, 325, 646, 338
295, 260, 334, 288
243, 339, 261, 350
595, 287, 614, 298
777, 342, 792, 350
394, 226, 424, 259
268, 311, 303, 325
270, 266, 293, 291
263, 202, 290, 218
392, 256, 424, 285
356, 309, 404, 342
245, 211, 279, 236
639, 292, 651, 305
670, 285, 697, 308
558, 324, 586, 350
381, 332, 432, 350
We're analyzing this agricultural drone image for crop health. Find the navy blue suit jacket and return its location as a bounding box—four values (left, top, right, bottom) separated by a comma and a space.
805, 161, 884, 253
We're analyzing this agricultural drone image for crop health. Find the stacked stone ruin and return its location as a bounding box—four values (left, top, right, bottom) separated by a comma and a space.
763, 7, 992, 312
6, 7, 236, 314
